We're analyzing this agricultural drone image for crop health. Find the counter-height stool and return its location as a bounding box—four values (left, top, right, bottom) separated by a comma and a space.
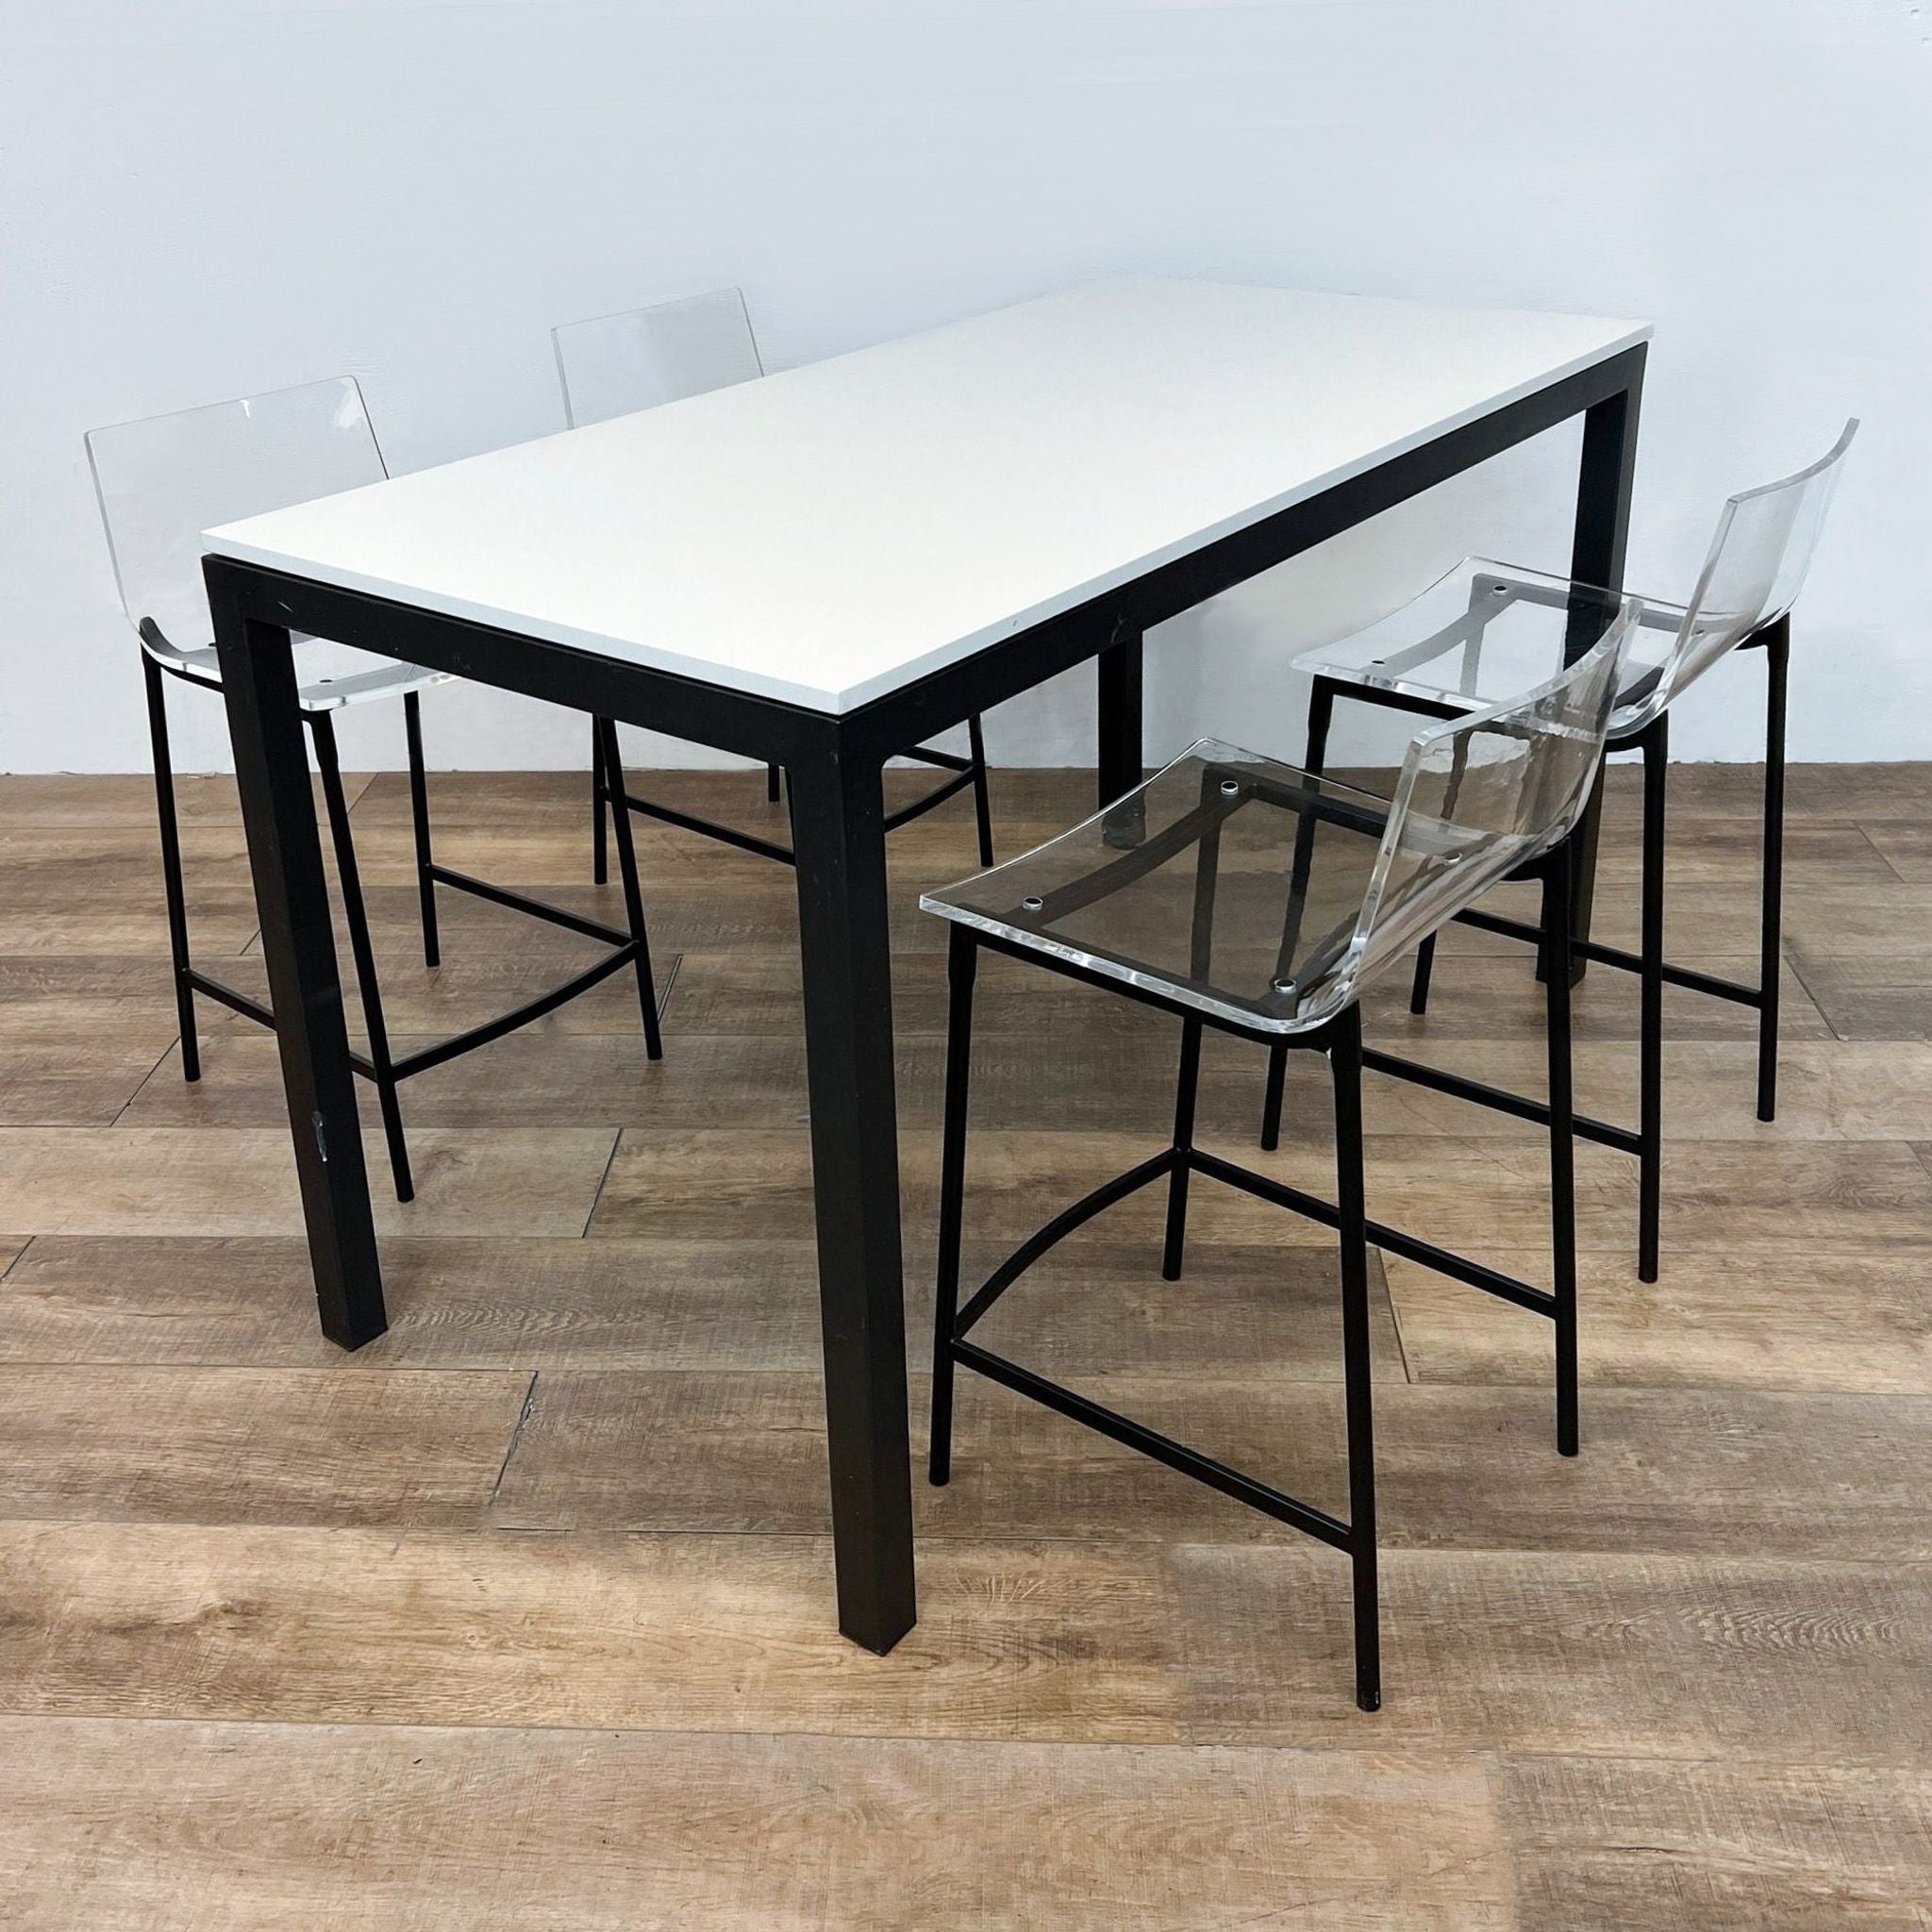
552, 287, 994, 874
1266, 422, 1856, 1281
922, 608, 1638, 1710
86, 376, 662, 1201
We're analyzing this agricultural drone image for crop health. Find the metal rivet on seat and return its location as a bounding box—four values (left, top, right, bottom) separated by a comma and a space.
1022, 896, 1043, 911
1272, 976, 1294, 994
1220, 778, 1241, 795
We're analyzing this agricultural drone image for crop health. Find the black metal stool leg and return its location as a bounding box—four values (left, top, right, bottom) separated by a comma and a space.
310, 710, 413, 1204
594, 718, 663, 1061
1258, 1050, 1290, 1155
1542, 852, 1580, 1455
967, 714, 995, 869
930, 927, 978, 1487
766, 762, 783, 804
1161, 1017, 1203, 1282
1410, 720, 1479, 1017
1329, 1005, 1380, 1712
590, 717, 610, 887
1757, 618, 1789, 1123
404, 690, 440, 970
1262, 677, 1335, 1150
1638, 713, 1668, 1283
1165, 769, 1224, 1279
1407, 936, 1437, 1016
142, 655, 201, 1083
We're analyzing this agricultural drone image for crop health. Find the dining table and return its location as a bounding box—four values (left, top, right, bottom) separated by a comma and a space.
203, 276, 1649, 1655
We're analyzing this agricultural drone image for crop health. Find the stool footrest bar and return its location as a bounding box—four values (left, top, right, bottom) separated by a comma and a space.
1589, 942, 1764, 1006
185, 970, 276, 1032
1360, 1045, 1641, 1157
388, 944, 642, 1081
949, 1338, 1356, 1551
882, 765, 977, 831
430, 864, 631, 947
903, 745, 974, 774
1455, 907, 1544, 945
1450, 908, 1762, 1006
615, 791, 797, 867
190, 878, 644, 1088
615, 756, 981, 862
1188, 1149, 1557, 1318
956, 1149, 1178, 1336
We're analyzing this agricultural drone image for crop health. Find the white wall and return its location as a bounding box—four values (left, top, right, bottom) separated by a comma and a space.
5, 0, 1925, 776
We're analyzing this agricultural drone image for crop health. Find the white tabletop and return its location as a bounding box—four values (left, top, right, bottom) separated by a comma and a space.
207, 279, 1649, 714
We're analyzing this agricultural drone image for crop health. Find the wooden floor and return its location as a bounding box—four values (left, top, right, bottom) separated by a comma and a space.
1, 758, 1928, 1928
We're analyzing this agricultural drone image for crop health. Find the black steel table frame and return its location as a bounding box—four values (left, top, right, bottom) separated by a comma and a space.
206, 340, 1643, 1658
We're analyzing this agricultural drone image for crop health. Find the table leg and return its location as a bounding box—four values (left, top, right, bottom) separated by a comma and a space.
1097, 631, 1145, 844
1557, 371, 1643, 983
787, 742, 918, 1654
210, 593, 388, 1348
1096, 630, 1144, 807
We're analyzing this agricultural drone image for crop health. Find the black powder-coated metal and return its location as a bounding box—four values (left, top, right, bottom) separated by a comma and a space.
1542, 851, 1581, 1454
591, 717, 611, 886
1757, 616, 1790, 1121
1637, 713, 1668, 1281
1261, 675, 1337, 1152
1407, 923, 1438, 1015
386, 947, 645, 1082
955, 1150, 1179, 1341
1329, 1004, 1381, 1710
967, 714, 995, 869
210, 600, 386, 1351
615, 785, 798, 867
1190, 1145, 1559, 1318
1161, 1018, 1203, 1282
952, 1336, 1357, 1553
593, 718, 666, 1060
926, 926, 977, 1489
1457, 909, 1767, 1006
183, 972, 275, 1032
207, 340, 1643, 1655
877, 746, 989, 852
589, 719, 992, 873
310, 707, 414, 1203
404, 689, 440, 969
1559, 371, 1644, 968
784, 745, 918, 1655
422, 865, 630, 948
142, 652, 203, 1084
1359, 1045, 1641, 1158
1096, 629, 1145, 813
